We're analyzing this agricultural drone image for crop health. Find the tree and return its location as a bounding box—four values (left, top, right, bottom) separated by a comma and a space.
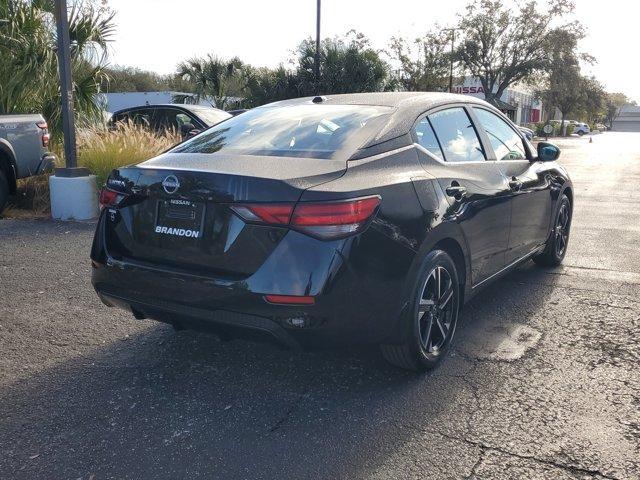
389, 29, 453, 92
456, 0, 575, 104
0, 0, 115, 139
579, 76, 606, 124
605, 92, 635, 128
243, 65, 299, 107
295, 31, 394, 95
177, 55, 247, 109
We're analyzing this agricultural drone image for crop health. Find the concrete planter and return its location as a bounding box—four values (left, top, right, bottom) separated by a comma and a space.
49, 174, 99, 221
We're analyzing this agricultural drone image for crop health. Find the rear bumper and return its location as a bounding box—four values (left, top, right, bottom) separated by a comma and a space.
37, 154, 56, 175
91, 226, 415, 348
92, 254, 401, 348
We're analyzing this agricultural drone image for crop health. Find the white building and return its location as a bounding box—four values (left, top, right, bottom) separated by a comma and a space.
451, 77, 542, 125
96, 91, 214, 114
612, 105, 640, 132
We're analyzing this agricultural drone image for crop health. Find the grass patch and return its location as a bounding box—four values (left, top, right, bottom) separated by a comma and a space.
77, 123, 180, 187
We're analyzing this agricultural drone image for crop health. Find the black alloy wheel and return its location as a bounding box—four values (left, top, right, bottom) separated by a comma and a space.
534, 194, 572, 267
381, 250, 460, 371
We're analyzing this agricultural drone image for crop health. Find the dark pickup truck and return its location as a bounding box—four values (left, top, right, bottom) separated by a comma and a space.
0, 114, 56, 213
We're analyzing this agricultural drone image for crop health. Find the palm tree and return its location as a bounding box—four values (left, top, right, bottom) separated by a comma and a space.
177, 55, 247, 110
0, 0, 115, 139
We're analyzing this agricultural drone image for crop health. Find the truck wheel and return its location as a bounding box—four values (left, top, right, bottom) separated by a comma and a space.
0, 169, 9, 215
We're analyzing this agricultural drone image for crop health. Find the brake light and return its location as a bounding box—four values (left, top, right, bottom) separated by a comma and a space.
230, 203, 293, 225
230, 196, 381, 240
99, 188, 125, 210
264, 294, 315, 305
36, 121, 49, 147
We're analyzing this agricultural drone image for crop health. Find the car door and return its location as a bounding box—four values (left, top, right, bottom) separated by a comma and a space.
152, 108, 205, 135
413, 105, 511, 286
472, 107, 553, 264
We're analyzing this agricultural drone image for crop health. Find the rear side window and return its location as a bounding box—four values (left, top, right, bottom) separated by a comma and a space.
474, 108, 526, 160
428, 108, 485, 162
172, 104, 392, 160
414, 117, 444, 160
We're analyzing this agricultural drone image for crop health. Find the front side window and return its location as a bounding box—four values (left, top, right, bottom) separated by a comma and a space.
172, 104, 392, 160
474, 108, 526, 160
414, 117, 444, 160
428, 108, 485, 162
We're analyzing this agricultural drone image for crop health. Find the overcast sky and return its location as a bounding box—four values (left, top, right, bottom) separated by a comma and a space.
107, 0, 639, 102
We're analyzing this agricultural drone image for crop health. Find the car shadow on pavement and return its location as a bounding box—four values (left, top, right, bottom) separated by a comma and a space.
0, 262, 561, 480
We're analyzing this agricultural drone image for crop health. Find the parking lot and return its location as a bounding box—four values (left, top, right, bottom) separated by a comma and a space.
0, 132, 638, 479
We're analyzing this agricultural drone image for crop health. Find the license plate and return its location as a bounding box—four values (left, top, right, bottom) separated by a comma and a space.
155, 199, 205, 239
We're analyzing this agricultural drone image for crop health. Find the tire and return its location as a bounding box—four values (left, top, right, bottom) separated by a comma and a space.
533, 194, 571, 267
0, 169, 9, 215
577, 131, 584, 136
381, 250, 460, 372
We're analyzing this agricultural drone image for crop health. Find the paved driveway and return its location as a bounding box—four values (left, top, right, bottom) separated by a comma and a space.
0, 132, 638, 479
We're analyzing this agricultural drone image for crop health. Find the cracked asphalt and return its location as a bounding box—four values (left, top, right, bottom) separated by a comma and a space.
1, 132, 639, 479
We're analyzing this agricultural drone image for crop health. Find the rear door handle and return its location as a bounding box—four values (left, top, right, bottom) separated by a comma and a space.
445, 184, 467, 199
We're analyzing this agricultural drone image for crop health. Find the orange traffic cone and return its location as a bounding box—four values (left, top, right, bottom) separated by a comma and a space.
589, 137, 593, 143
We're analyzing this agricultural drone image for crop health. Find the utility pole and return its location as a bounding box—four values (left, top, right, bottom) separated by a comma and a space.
49, 0, 96, 221
54, 0, 80, 172
443, 28, 458, 93
314, 0, 321, 95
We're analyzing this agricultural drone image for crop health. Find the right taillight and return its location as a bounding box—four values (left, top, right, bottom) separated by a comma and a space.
36, 121, 50, 148
230, 196, 381, 240
99, 188, 127, 210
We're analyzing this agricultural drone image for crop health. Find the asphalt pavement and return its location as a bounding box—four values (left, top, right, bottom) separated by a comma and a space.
0, 132, 638, 479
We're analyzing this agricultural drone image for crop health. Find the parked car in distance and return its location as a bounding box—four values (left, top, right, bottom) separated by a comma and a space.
108, 104, 232, 139
573, 122, 591, 135
595, 123, 608, 131
92, 92, 573, 372
0, 114, 56, 214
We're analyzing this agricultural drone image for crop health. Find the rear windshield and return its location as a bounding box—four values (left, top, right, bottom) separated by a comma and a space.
193, 108, 232, 126
171, 104, 391, 159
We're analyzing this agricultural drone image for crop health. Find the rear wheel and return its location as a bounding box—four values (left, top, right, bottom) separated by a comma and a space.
381, 250, 460, 372
0, 169, 9, 215
533, 194, 571, 267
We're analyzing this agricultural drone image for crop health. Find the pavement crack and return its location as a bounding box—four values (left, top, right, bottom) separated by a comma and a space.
432, 430, 620, 480
268, 392, 309, 433
464, 446, 486, 480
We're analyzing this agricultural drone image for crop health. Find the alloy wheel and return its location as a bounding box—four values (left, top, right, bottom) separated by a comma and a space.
555, 203, 570, 257
417, 266, 456, 357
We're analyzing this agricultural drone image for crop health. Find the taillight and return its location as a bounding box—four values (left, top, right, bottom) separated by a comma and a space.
36, 121, 49, 148
264, 294, 315, 305
99, 188, 126, 210
230, 196, 381, 240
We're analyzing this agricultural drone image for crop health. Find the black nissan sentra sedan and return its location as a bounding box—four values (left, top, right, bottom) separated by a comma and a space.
91, 92, 572, 371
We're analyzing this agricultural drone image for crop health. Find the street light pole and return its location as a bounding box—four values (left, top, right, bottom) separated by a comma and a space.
314, 0, 321, 95
53, 0, 78, 171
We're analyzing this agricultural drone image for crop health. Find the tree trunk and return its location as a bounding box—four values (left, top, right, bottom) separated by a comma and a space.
561, 110, 567, 137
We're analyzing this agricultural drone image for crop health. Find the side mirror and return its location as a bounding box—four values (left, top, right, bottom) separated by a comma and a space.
537, 142, 560, 162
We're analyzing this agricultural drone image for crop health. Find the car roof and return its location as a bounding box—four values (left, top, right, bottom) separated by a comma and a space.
112, 104, 226, 115
263, 92, 497, 147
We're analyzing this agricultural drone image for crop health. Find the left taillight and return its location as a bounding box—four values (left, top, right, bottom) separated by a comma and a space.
36, 121, 50, 148
230, 196, 381, 240
99, 188, 126, 210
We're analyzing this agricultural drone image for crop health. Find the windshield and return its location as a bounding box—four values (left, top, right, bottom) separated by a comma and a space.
172, 104, 391, 159
193, 108, 232, 126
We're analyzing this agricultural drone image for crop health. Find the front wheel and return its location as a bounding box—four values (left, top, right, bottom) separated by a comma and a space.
533, 194, 571, 267
381, 250, 460, 372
